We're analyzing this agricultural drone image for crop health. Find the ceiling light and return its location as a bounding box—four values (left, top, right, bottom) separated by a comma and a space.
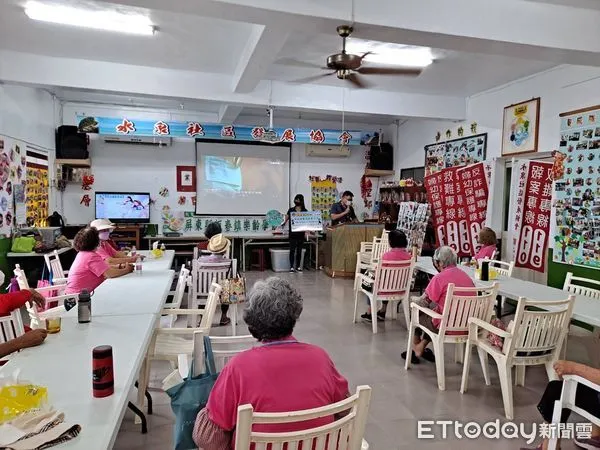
24, 1, 156, 36
346, 40, 433, 68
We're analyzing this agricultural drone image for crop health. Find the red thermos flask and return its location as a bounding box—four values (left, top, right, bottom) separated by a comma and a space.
93, 345, 114, 398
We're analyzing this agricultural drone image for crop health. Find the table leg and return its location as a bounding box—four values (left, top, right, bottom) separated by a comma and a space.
242, 238, 246, 272
316, 236, 319, 270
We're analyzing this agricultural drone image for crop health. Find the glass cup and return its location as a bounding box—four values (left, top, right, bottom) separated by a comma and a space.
45, 317, 61, 334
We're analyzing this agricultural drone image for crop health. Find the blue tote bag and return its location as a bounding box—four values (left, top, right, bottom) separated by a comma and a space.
166, 336, 218, 450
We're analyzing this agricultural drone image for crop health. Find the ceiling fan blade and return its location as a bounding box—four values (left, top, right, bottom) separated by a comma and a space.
356, 66, 422, 76
346, 73, 368, 88
290, 72, 336, 84
276, 58, 328, 70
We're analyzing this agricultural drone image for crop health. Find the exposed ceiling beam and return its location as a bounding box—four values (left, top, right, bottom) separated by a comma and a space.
94, 0, 600, 66
218, 104, 244, 123
232, 24, 289, 93
0, 50, 466, 120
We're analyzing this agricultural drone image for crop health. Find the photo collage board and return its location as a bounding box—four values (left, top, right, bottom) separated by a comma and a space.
0, 136, 27, 237
424, 133, 487, 177
553, 106, 600, 269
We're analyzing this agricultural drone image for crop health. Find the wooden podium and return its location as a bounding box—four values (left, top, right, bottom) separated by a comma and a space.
324, 223, 383, 278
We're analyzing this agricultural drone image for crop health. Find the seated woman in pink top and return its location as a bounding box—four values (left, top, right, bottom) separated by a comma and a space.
66, 227, 133, 294
193, 277, 349, 449
402, 246, 474, 364
90, 219, 137, 265
473, 227, 497, 263
360, 229, 413, 323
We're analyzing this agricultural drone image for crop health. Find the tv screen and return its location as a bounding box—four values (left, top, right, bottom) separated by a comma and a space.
95, 192, 151, 223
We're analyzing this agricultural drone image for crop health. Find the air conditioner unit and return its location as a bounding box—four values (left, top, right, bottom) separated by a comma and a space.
103, 135, 172, 147
305, 144, 351, 157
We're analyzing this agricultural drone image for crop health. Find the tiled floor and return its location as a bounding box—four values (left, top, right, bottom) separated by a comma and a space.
114, 271, 585, 449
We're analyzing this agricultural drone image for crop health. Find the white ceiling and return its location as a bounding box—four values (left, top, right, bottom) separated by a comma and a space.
1, 0, 599, 123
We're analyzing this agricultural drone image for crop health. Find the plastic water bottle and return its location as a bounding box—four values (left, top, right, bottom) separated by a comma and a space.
130, 246, 137, 257
78, 289, 91, 323
135, 256, 143, 275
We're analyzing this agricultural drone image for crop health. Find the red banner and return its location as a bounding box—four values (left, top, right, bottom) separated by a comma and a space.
426, 163, 489, 257
513, 161, 553, 272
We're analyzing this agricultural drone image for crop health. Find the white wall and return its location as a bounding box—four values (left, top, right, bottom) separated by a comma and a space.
0, 84, 57, 150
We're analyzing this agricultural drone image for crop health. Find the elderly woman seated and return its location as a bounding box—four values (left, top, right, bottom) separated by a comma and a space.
522, 360, 600, 450
193, 277, 349, 450
402, 246, 474, 364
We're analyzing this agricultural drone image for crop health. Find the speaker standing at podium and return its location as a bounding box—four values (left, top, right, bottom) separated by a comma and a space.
330, 191, 357, 226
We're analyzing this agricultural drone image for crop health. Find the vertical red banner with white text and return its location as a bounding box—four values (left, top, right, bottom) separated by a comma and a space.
512, 161, 553, 272
425, 171, 446, 247
458, 162, 489, 255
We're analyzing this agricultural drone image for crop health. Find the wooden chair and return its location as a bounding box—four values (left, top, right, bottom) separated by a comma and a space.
43, 250, 68, 285
136, 283, 222, 414
548, 375, 600, 450
353, 259, 415, 333
460, 295, 575, 419
406, 283, 499, 391
234, 385, 372, 450
190, 258, 238, 333
563, 272, 600, 367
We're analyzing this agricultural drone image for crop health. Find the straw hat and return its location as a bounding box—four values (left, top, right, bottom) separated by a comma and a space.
207, 233, 230, 254
90, 218, 115, 232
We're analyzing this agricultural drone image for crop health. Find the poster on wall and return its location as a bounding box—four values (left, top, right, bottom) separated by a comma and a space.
552, 105, 600, 269
176, 165, 196, 193
310, 176, 341, 226
424, 133, 487, 177
502, 98, 540, 156
396, 202, 430, 254
0, 136, 27, 236
509, 160, 553, 272
26, 149, 49, 227
425, 162, 490, 257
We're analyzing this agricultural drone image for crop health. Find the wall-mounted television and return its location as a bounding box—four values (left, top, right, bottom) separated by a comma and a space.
95, 192, 151, 224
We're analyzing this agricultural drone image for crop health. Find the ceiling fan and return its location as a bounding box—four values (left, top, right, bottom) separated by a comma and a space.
289, 25, 423, 88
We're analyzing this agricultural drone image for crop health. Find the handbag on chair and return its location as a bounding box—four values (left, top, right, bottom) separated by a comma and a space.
166, 336, 218, 450
220, 276, 246, 305
37, 265, 58, 309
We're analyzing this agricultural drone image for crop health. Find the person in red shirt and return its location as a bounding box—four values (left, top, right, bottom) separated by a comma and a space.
0, 289, 48, 359
360, 229, 413, 323
193, 277, 349, 449
402, 246, 475, 364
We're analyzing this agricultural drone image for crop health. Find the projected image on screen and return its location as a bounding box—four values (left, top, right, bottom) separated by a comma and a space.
96, 193, 150, 220
196, 142, 290, 216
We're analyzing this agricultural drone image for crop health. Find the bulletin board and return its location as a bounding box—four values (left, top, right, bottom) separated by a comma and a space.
552, 105, 600, 269
25, 149, 49, 227
0, 135, 27, 236
424, 133, 487, 177
309, 176, 341, 224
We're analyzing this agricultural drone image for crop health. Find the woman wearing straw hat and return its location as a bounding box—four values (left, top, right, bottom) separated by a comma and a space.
199, 234, 232, 326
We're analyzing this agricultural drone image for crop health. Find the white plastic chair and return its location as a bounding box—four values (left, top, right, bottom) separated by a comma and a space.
354, 239, 385, 290
0, 311, 25, 344
160, 266, 190, 328
406, 283, 499, 391
548, 375, 600, 450
190, 258, 238, 333
485, 259, 515, 277
137, 283, 222, 415
460, 295, 575, 419
43, 250, 68, 285
353, 259, 415, 333
563, 272, 600, 367
234, 385, 372, 450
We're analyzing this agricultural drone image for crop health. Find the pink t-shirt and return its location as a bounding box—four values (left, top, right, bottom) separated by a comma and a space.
96, 241, 118, 260
66, 251, 110, 294
474, 244, 496, 261
382, 247, 412, 261
425, 266, 475, 328
206, 337, 348, 447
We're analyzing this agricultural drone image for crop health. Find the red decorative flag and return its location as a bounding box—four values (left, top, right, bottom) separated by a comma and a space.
512, 161, 553, 272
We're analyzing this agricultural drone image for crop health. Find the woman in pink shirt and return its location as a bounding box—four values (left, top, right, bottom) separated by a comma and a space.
473, 227, 497, 263
402, 246, 474, 364
193, 277, 349, 449
360, 229, 413, 323
66, 227, 133, 294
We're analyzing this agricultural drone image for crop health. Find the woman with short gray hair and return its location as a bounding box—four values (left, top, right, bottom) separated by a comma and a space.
401, 245, 475, 364
193, 277, 349, 450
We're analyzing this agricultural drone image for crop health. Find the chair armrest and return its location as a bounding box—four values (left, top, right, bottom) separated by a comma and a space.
36, 285, 66, 294
410, 302, 443, 320
357, 273, 375, 284
467, 317, 511, 338
52, 278, 68, 285
160, 308, 206, 315
155, 326, 210, 336
563, 375, 600, 393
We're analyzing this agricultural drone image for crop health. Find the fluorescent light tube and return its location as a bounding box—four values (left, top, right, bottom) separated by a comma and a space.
25, 1, 156, 36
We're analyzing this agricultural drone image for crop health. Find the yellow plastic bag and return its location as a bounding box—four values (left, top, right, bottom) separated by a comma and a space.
0, 384, 48, 424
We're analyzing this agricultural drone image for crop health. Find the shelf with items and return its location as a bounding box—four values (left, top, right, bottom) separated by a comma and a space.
111, 225, 142, 250
376, 183, 428, 225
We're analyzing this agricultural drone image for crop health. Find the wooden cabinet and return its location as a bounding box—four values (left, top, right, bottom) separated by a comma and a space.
111, 225, 141, 250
